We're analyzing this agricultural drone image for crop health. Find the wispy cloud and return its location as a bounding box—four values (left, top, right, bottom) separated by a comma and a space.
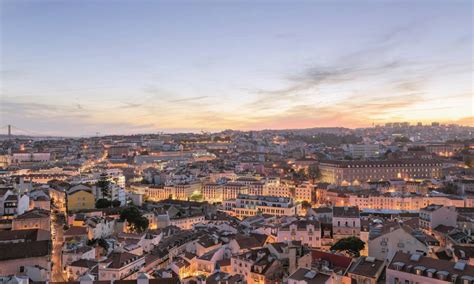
168, 96, 210, 103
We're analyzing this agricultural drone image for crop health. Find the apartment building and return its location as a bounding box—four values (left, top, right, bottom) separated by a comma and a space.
277, 219, 321, 248
67, 187, 95, 212
143, 181, 201, 201
347, 144, 380, 159
386, 252, 474, 284
348, 194, 465, 211
222, 183, 248, 200
223, 194, 298, 219
12, 208, 50, 231
263, 179, 291, 198
164, 181, 201, 201
332, 206, 361, 241
368, 223, 430, 261
319, 159, 443, 185
419, 204, 457, 232
202, 183, 223, 203
98, 252, 146, 280
295, 183, 313, 203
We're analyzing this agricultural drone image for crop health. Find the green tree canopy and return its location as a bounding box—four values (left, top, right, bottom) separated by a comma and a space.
307, 164, 321, 183
330, 236, 365, 257
97, 175, 111, 199
120, 206, 149, 233
301, 200, 312, 209
96, 198, 111, 209
112, 199, 122, 207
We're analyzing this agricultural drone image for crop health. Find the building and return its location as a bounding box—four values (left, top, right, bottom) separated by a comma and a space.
288, 268, 331, 284
62, 245, 95, 271
348, 144, 380, 159
202, 183, 223, 203
230, 247, 284, 284
0, 240, 51, 280
163, 182, 201, 201
222, 183, 248, 200
98, 252, 146, 280
66, 259, 98, 281
107, 145, 130, 159
277, 219, 321, 248
195, 247, 226, 276
295, 183, 313, 203
223, 194, 298, 219
348, 193, 465, 211
263, 179, 291, 198
11, 153, 51, 165
319, 160, 443, 185
368, 222, 430, 261
426, 144, 463, 157
86, 217, 116, 240
419, 205, 457, 232
12, 209, 50, 231
170, 214, 205, 230
67, 188, 95, 212
386, 251, 474, 284
1, 193, 30, 216
347, 256, 385, 284
332, 206, 360, 241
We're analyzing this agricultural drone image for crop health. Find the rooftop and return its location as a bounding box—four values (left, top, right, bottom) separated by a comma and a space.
389, 252, 474, 280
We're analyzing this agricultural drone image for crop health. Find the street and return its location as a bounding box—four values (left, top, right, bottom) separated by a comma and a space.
51, 211, 66, 282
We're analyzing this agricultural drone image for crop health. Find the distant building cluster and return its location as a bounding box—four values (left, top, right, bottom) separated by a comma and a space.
0, 123, 473, 283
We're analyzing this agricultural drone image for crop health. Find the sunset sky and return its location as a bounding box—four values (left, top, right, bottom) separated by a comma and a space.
1, 0, 473, 136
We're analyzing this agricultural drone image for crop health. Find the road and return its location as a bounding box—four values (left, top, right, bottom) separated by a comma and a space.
51, 211, 66, 282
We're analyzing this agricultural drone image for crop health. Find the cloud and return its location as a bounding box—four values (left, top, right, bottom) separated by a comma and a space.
239, 20, 472, 129
168, 96, 210, 103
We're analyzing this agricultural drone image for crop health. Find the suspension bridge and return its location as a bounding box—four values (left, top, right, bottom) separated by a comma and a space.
0, 124, 59, 140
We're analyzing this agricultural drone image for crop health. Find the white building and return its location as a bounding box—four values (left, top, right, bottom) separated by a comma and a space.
368, 224, 429, 261
332, 206, 361, 241
419, 204, 457, 232
86, 217, 116, 240
277, 219, 321, 248
223, 194, 298, 219
11, 153, 51, 164
98, 252, 145, 280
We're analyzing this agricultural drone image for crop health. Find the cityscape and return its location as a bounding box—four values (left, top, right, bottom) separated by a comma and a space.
1, 1, 473, 284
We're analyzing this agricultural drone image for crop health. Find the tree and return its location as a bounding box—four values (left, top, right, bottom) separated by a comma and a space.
112, 199, 122, 207
87, 238, 109, 252
441, 183, 458, 195
307, 164, 321, 184
301, 201, 312, 211
289, 168, 307, 184
120, 206, 149, 233
96, 198, 112, 209
97, 174, 111, 200
330, 236, 365, 257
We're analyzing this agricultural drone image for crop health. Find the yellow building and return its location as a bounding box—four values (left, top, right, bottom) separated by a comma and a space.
67, 189, 95, 212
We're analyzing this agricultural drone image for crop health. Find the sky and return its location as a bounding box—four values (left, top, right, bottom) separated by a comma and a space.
1, 0, 473, 136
